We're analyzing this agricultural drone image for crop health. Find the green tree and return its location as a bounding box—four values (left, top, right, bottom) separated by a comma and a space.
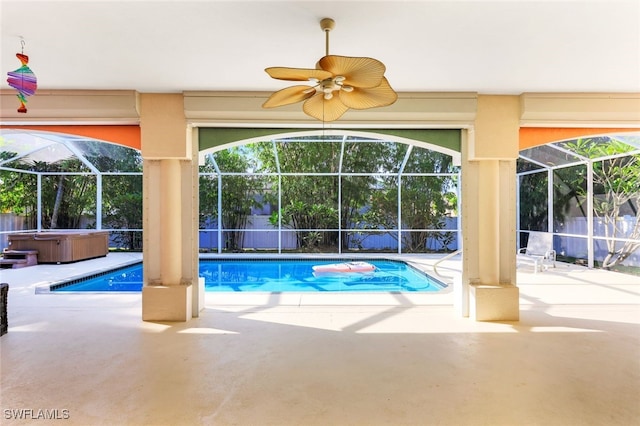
255, 137, 457, 252
199, 148, 265, 251
363, 149, 457, 252
256, 138, 400, 250
339, 141, 400, 250
102, 174, 142, 249
0, 164, 38, 228
518, 166, 548, 232
93, 144, 144, 250
256, 138, 343, 249
566, 137, 640, 268
32, 156, 97, 230
1, 140, 144, 248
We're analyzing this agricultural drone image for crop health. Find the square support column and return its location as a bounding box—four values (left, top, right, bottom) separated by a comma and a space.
140, 94, 200, 322
461, 95, 520, 321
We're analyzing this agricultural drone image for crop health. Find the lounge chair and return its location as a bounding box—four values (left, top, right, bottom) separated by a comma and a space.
517, 231, 556, 273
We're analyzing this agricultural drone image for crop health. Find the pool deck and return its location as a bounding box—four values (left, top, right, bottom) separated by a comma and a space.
1, 252, 639, 425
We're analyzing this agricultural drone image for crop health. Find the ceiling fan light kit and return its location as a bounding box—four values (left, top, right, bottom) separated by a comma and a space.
263, 17, 398, 122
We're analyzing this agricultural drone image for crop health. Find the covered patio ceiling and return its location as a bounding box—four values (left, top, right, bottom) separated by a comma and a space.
1, 1, 639, 95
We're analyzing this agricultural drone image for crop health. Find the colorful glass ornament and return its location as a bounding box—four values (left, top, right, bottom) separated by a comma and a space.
7, 47, 37, 113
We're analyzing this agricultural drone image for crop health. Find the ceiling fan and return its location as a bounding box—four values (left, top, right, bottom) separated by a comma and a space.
262, 18, 398, 122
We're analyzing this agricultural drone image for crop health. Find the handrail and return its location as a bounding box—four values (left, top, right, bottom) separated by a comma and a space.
433, 249, 462, 277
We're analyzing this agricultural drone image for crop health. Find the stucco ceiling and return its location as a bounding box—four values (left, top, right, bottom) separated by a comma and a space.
1, 0, 639, 95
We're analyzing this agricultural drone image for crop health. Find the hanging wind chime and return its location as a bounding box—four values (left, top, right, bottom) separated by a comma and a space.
6, 39, 37, 113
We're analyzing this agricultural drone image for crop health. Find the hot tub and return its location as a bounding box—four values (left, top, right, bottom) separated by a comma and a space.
7, 231, 109, 264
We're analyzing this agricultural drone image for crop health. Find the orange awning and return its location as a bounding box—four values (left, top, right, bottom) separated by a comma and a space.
0, 125, 141, 150
520, 127, 640, 150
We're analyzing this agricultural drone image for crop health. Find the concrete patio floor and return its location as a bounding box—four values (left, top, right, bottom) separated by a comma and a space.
1, 253, 639, 425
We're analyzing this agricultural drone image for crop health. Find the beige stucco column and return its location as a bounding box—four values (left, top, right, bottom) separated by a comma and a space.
460, 95, 519, 321
140, 94, 201, 321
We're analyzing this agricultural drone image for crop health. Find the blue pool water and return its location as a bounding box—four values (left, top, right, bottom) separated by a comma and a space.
52, 259, 445, 292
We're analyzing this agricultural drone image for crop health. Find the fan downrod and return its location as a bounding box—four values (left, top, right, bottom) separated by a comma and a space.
320, 18, 335, 56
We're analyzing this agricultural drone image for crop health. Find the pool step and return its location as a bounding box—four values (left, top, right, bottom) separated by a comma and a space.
0, 249, 39, 269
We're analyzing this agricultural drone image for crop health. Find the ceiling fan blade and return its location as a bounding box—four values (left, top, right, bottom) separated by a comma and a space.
265, 67, 333, 82
262, 85, 317, 108
318, 55, 386, 88
302, 93, 349, 122
339, 77, 398, 110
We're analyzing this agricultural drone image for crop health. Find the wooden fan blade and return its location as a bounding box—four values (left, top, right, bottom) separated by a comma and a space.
318, 55, 386, 88
262, 85, 316, 108
302, 93, 349, 122
265, 67, 333, 81
339, 77, 398, 110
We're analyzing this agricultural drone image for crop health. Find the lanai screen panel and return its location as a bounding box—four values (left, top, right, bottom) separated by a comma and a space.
197, 132, 461, 254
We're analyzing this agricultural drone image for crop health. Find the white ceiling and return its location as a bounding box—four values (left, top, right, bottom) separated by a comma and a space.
1, 0, 639, 95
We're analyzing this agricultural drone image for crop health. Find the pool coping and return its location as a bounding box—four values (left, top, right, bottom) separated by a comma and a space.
36, 255, 453, 297
35, 258, 143, 294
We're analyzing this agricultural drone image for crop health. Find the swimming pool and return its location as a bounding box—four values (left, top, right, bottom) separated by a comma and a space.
50, 259, 445, 293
